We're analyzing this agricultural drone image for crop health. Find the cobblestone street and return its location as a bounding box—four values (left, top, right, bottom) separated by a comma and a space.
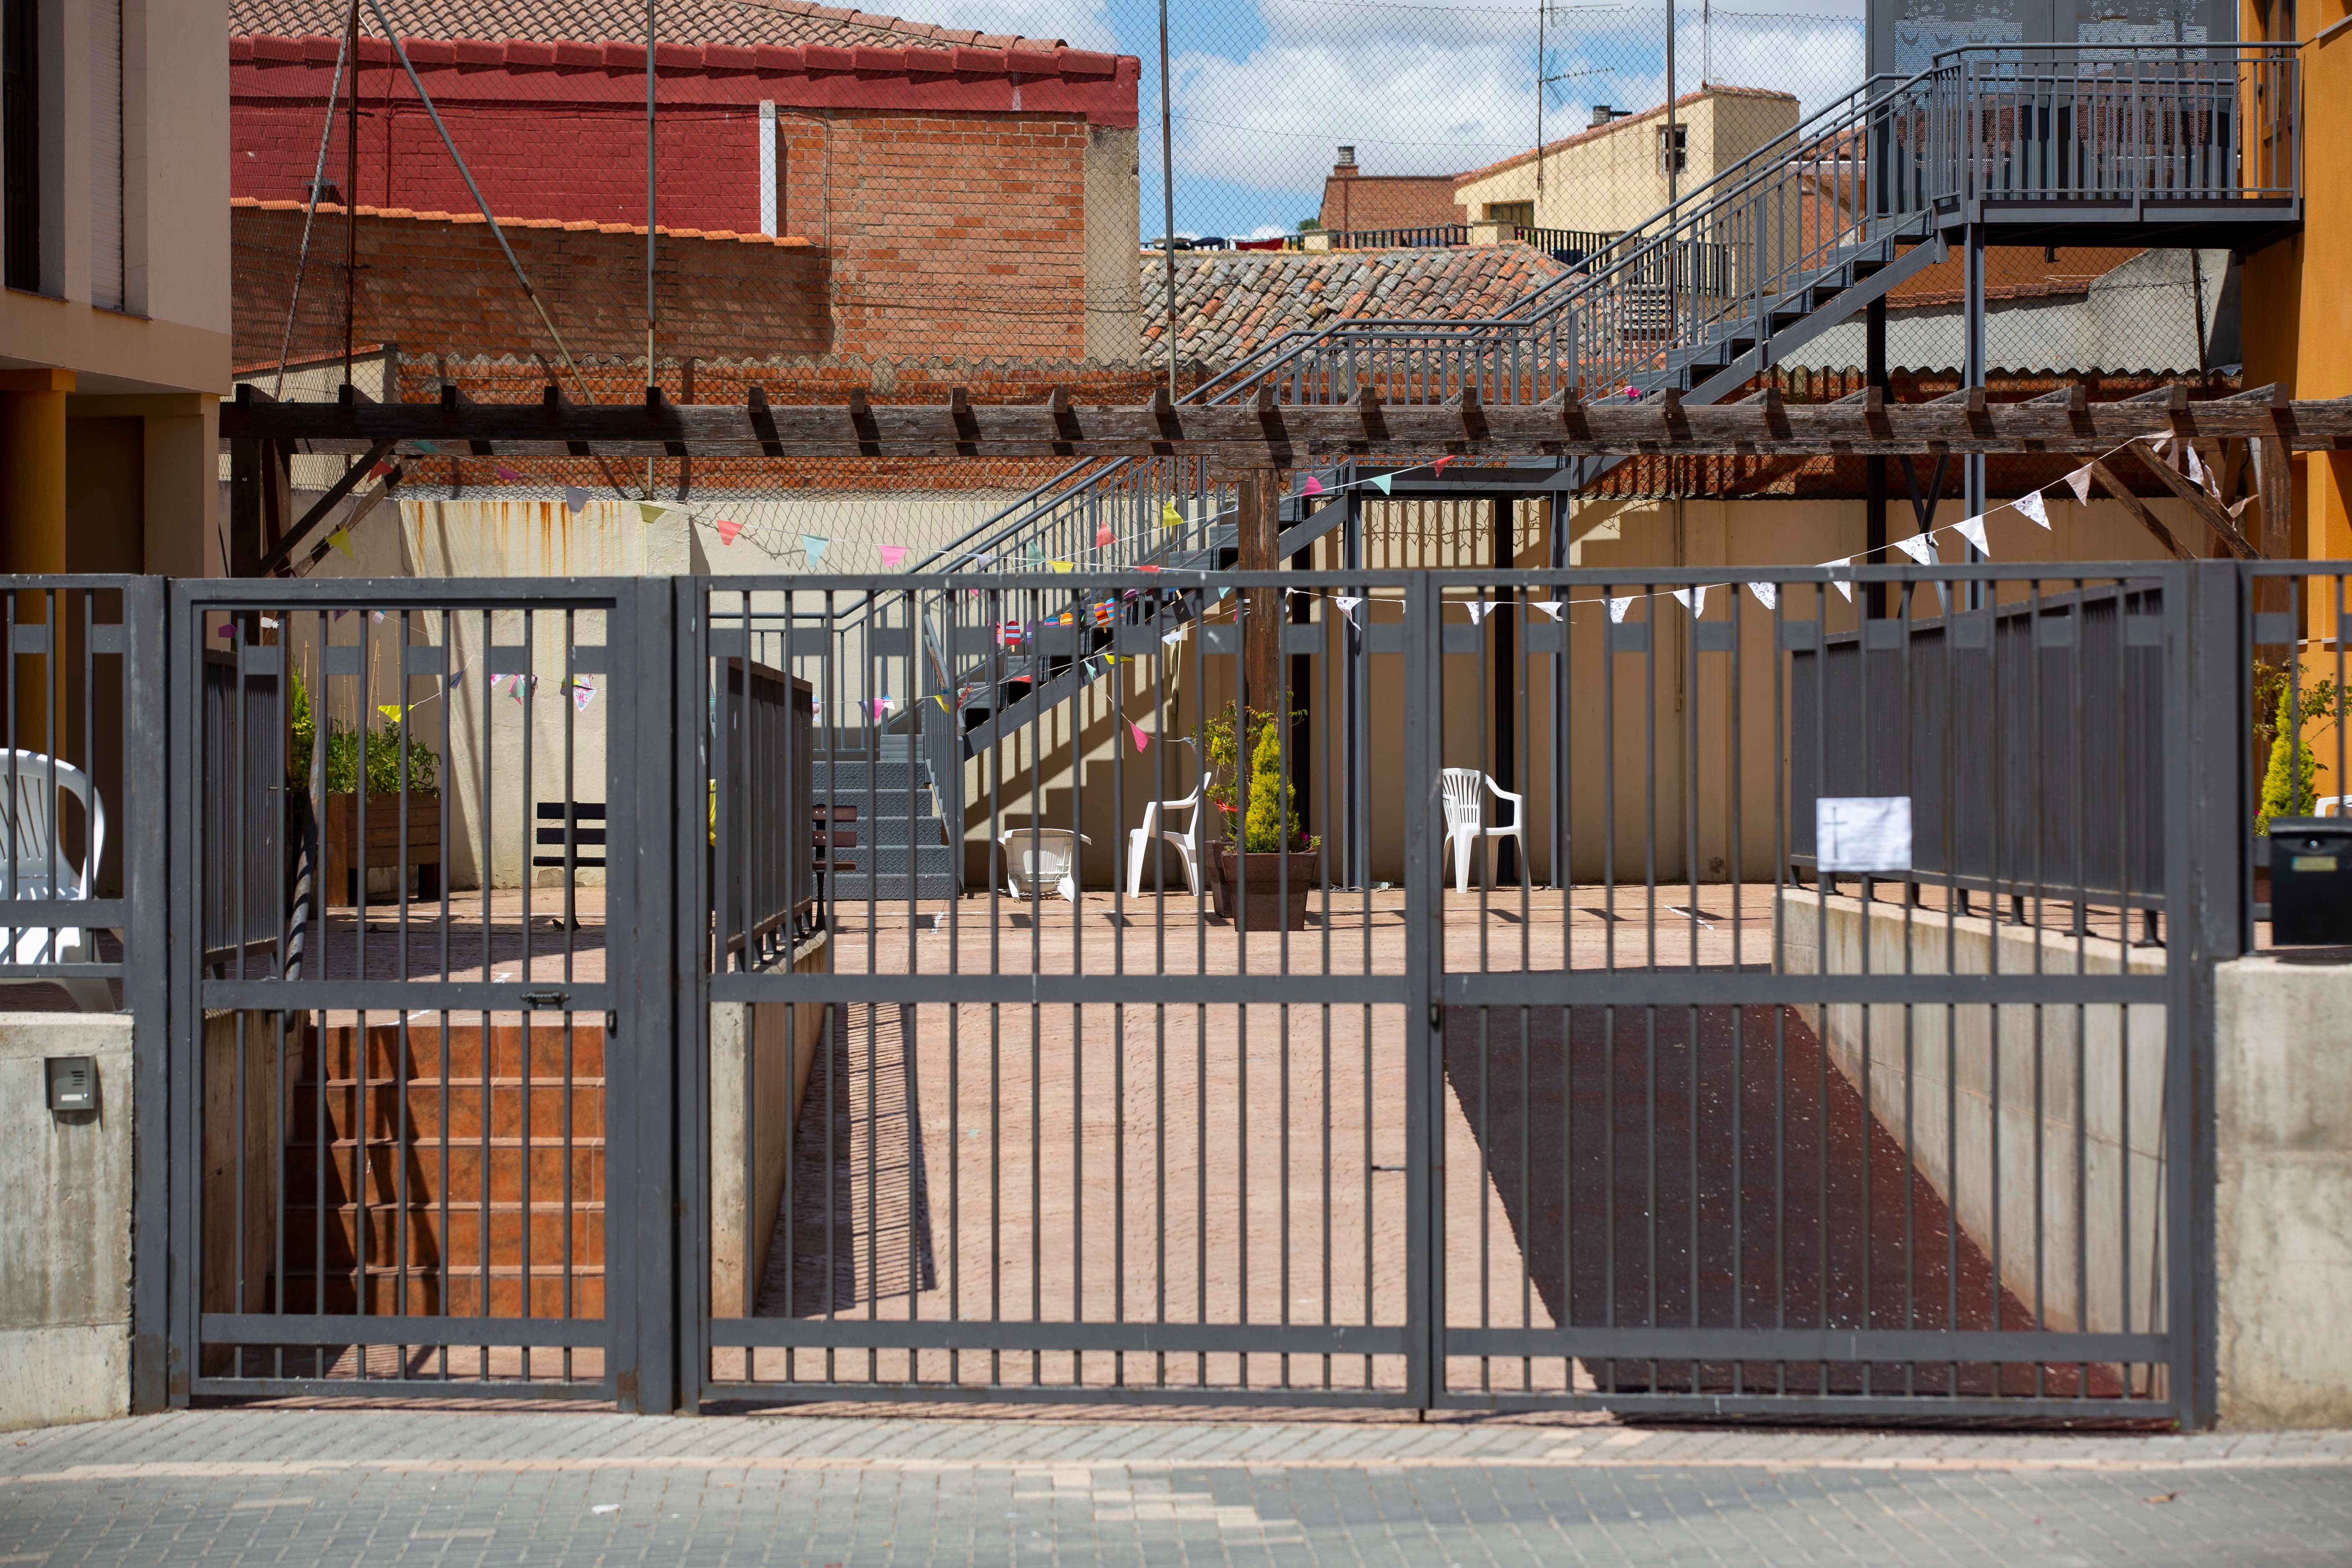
4, 1409, 2348, 1566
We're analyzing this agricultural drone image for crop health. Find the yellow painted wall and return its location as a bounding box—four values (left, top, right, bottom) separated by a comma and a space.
2239, 0, 2352, 609
1454, 92, 1801, 237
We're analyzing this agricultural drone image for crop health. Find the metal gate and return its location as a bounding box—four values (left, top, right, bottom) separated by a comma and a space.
166, 578, 672, 1404
683, 563, 2217, 1422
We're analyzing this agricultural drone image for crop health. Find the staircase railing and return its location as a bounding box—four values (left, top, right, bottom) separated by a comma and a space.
848, 43, 2301, 715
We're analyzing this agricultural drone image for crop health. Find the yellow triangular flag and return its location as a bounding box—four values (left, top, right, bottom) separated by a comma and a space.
327, 527, 353, 558
638, 501, 669, 525
1049, 560, 1073, 573
934, 693, 949, 711
1162, 501, 1182, 530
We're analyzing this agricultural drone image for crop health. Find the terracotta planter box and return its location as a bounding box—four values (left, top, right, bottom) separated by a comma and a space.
1210, 845, 1317, 931
322, 793, 444, 907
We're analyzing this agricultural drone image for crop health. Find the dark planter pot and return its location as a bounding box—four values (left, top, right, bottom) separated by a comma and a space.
1210, 845, 1317, 931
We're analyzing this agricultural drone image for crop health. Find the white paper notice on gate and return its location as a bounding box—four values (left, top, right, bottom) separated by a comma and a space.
1817, 796, 1912, 873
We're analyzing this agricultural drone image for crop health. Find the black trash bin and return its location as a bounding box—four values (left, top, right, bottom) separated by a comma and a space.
2266, 817, 2352, 944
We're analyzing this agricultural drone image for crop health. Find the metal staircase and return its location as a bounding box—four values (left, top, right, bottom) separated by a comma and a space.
825, 43, 2303, 773
812, 737, 960, 901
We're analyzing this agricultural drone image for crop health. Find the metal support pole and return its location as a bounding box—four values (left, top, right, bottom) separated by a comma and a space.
1492, 494, 1519, 885
1866, 296, 1889, 619
1344, 490, 1369, 888
1963, 223, 1986, 608
1157, 0, 1178, 402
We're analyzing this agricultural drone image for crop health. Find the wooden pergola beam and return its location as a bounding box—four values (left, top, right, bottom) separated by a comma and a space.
220, 385, 2352, 462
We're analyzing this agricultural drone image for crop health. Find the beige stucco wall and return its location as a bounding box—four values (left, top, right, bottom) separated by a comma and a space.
1455, 92, 1802, 239
710, 937, 832, 1319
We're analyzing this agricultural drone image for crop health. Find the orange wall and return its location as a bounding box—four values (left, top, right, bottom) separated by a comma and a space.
2240, 0, 2352, 590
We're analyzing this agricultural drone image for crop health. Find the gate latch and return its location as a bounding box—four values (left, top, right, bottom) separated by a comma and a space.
521, 990, 569, 1011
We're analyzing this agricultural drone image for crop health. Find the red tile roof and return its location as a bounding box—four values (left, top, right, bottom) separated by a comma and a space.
1141, 245, 1572, 366
229, 0, 1066, 54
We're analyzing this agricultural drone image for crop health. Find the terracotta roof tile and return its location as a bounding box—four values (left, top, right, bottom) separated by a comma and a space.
1140, 246, 1571, 366
229, 0, 1063, 53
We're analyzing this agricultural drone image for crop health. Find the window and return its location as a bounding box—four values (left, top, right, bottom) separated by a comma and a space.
1657, 123, 1688, 177
3, 0, 37, 291
1484, 201, 1533, 227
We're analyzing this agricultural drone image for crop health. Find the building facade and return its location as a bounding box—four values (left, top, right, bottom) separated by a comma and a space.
0, 0, 228, 575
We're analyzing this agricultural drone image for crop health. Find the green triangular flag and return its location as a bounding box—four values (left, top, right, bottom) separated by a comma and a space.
327, 527, 353, 559
1369, 473, 1393, 495
639, 501, 670, 525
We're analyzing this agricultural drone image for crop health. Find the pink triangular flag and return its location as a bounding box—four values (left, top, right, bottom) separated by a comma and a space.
879, 545, 906, 569
715, 518, 742, 546
1430, 455, 1455, 473
494, 465, 522, 481
1301, 474, 1324, 496
1130, 721, 1150, 752
1095, 522, 1114, 549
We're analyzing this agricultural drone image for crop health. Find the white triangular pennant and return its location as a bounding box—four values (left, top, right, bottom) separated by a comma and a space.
1954, 514, 1990, 555
2144, 432, 2172, 455
1533, 601, 1566, 620
1747, 582, 1778, 610
1607, 595, 1635, 624
1333, 595, 1364, 625
1893, 532, 1937, 564
1821, 562, 1854, 603
1669, 585, 1709, 617
2066, 466, 2094, 505
2014, 490, 2050, 529
1464, 600, 1497, 624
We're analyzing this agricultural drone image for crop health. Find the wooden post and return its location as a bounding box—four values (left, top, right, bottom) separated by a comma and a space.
1236, 466, 1283, 716
2254, 435, 2294, 617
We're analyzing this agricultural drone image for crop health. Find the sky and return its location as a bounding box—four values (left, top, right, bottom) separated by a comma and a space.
919, 0, 1870, 238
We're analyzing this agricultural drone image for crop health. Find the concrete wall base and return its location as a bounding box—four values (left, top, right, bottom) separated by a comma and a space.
2216, 956, 2352, 1429
0, 1013, 136, 1432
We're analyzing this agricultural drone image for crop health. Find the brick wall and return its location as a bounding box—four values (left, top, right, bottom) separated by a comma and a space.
233, 200, 833, 366
235, 105, 1097, 360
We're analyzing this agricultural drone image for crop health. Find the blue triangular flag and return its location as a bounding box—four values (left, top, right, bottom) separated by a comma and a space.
802, 534, 829, 564
1370, 473, 1392, 495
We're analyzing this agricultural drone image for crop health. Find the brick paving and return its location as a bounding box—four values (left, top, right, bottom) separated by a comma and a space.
3, 1410, 2349, 1565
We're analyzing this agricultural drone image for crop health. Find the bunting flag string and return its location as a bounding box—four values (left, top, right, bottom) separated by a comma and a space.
1130, 721, 1152, 752
714, 518, 742, 546
1369, 474, 1393, 495
1533, 600, 1565, 620
327, 527, 354, 559
1464, 600, 1498, 624
1332, 595, 1364, 625
1953, 514, 1990, 556
1096, 522, 1115, 549
2066, 466, 2094, 504
879, 545, 907, 570
1607, 595, 1635, 623
2014, 490, 2050, 529
1669, 584, 1708, 616
1892, 532, 1937, 565
802, 534, 830, 564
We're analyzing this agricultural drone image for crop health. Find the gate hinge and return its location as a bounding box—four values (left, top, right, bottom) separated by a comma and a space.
1428, 1001, 1443, 1031
606, 1009, 619, 1035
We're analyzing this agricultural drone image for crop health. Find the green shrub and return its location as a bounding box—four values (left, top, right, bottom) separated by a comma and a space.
2259, 680, 2321, 832
1202, 703, 1314, 853
289, 672, 442, 797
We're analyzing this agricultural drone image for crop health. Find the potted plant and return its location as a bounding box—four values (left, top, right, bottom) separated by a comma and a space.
2252, 662, 2344, 907
292, 675, 446, 906
1203, 703, 1319, 931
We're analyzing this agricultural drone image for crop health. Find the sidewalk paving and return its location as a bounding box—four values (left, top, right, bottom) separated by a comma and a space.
5, 1409, 2350, 1565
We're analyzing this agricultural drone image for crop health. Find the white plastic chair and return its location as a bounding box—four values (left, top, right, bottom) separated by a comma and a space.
1000, 827, 1090, 904
1438, 768, 1526, 895
0, 750, 113, 1011
2317, 797, 2346, 817
1126, 742, 1204, 898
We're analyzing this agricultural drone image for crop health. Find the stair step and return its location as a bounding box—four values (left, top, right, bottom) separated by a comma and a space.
282, 1202, 605, 1270
312, 1020, 606, 1082
288, 1141, 604, 1205
274, 1269, 605, 1317
822, 874, 962, 903
289, 1079, 604, 1142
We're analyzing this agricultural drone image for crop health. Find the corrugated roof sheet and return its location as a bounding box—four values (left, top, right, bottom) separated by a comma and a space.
229, 0, 1061, 52
1139, 245, 1571, 366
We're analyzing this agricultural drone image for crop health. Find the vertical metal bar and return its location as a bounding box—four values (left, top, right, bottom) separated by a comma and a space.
1402, 570, 1439, 1409
125, 576, 171, 1410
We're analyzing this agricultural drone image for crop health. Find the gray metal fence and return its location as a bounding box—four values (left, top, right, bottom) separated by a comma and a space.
35, 561, 2283, 1423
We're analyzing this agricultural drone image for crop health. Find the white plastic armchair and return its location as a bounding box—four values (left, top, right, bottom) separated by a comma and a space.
0, 750, 113, 1011
1126, 741, 1204, 898
999, 826, 1090, 904
1438, 768, 1526, 896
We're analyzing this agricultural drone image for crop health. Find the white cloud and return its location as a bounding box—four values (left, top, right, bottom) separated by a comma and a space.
1164, 3, 1864, 197
911, 0, 1120, 50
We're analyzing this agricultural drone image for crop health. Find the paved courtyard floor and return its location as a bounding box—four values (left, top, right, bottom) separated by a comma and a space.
3, 1409, 2348, 1566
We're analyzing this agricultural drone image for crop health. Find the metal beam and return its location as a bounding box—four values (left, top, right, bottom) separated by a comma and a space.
219, 387, 2352, 461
